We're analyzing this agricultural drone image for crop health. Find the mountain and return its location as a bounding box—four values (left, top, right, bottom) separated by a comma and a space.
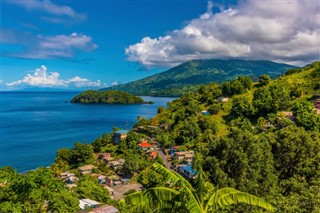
103, 59, 297, 96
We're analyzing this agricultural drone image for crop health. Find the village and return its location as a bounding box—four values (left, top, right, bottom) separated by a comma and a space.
64, 96, 320, 212
57, 129, 197, 213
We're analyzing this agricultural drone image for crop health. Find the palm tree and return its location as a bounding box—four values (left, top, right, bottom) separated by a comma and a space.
124, 163, 275, 213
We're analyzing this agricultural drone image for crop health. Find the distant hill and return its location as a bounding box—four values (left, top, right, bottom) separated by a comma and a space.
102, 59, 297, 96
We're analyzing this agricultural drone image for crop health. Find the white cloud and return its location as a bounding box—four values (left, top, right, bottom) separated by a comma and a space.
6, 65, 105, 88
111, 81, 121, 86
5, 32, 97, 59
125, 0, 320, 68
8, 0, 86, 22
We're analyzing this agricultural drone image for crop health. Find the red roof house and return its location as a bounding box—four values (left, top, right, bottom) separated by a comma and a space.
149, 151, 157, 159
138, 141, 152, 151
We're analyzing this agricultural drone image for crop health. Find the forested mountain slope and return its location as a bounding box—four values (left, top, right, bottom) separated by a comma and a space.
145, 61, 320, 212
104, 59, 296, 96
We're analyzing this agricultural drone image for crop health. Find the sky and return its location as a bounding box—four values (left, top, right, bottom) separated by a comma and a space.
1, 0, 319, 90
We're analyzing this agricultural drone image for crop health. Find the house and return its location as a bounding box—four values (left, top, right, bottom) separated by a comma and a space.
109, 161, 121, 170
66, 175, 79, 184
177, 165, 197, 179
314, 108, 320, 115
91, 204, 119, 213
113, 180, 122, 186
313, 99, 320, 108
66, 183, 77, 188
112, 130, 129, 144
98, 153, 114, 162
79, 199, 100, 210
61, 172, 78, 184
169, 146, 180, 156
104, 186, 114, 196
78, 165, 96, 175
184, 153, 194, 164
61, 172, 70, 179
201, 110, 210, 116
160, 123, 169, 130
279, 111, 295, 120
98, 175, 106, 184
218, 97, 230, 102
121, 178, 130, 185
138, 141, 152, 151
149, 151, 157, 159
109, 159, 125, 170
105, 175, 119, 187
174, 151, 195, 164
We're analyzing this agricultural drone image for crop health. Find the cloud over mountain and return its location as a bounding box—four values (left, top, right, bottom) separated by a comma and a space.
125, 0, 320, 68
6, 65, 106, 88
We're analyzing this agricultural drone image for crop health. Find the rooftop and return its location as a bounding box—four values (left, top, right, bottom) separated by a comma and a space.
92, 205, 119, 213
79, 199, 100, 209
181, 165, 197, 176
115, 130, 129, 134
150, 151, 157, 156
78, 165, 96, 171
138, 141, 152, 147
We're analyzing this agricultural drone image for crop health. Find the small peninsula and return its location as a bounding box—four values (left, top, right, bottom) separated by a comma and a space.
70, 90, 153, 104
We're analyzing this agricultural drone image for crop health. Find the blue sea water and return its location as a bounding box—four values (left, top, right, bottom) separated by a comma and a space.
0, 91, 175, 172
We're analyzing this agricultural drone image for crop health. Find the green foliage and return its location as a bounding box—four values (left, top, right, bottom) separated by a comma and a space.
124, 163, 275, 213
123, 154, 148, 177
230, 95, 254, 118
75, 176, 110, 203
259, 74, 271, 86
68, 142, 94, 167
0, 167, 80, 213
71, 90, 151, 104
150, 61, 320, 212
253, 88, 273, 115
92, 133, 112, 152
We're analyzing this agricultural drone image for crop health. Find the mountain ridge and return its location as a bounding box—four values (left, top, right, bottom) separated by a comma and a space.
102, 59, 297, 96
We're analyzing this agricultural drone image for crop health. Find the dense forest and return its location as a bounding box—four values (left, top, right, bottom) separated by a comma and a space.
147, 61, 320, 212
70, 90, 153, 104
0, 61, 319, 212
104, 59, 296, 96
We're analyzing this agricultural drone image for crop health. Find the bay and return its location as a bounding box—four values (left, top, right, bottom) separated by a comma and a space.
0, 91, 175, 172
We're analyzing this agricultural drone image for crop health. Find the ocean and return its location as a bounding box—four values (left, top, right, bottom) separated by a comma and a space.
0, 91, 175, 172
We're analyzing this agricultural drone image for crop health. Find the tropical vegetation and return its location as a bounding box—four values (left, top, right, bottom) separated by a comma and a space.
0, 61, 319, 212
71, 90, 153, 104
124, 163, 275, 213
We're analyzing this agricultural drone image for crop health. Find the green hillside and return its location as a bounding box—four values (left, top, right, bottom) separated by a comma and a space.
103, 59, 296, 96
1, 62, 319, 213
143, 61, 320, 212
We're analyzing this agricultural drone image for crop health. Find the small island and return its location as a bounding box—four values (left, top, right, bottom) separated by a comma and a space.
70, 90, 153, 104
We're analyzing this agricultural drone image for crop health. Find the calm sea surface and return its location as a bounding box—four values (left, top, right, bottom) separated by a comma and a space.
0, 91, 175, 172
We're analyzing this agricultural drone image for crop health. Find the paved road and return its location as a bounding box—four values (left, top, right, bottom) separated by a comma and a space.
156, 149, 171, 170
145, 136, 172, 170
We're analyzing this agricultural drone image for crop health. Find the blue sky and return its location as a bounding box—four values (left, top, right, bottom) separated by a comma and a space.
1, 0, 319, 90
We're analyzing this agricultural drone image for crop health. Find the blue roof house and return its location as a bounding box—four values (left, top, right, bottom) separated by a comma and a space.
178, 165, 197, 179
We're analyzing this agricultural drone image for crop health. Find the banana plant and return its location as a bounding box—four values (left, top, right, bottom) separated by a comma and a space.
123, 163, 275, 213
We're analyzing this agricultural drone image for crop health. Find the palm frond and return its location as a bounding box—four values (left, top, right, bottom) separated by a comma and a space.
125, 187, 181, 212
207, 187, 275, 212
152, 163, 193, 190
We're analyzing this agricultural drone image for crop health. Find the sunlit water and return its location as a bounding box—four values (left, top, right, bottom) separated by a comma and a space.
0, 91, 175, 172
